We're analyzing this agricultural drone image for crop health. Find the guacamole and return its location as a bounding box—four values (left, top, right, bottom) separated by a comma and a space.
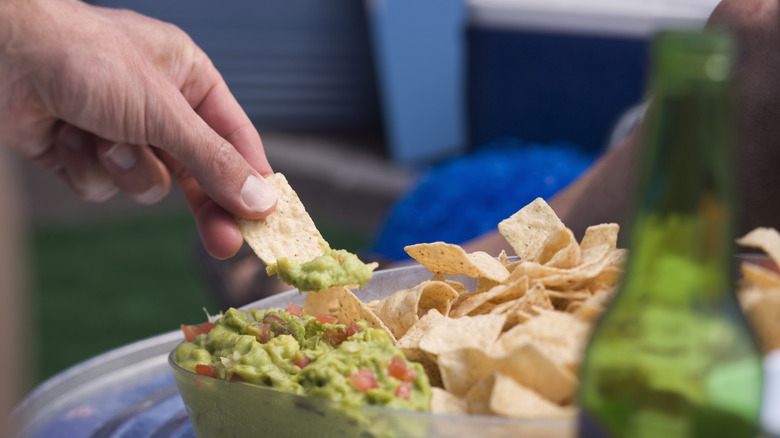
268, 249, 375, 292
175, 307, 431, 411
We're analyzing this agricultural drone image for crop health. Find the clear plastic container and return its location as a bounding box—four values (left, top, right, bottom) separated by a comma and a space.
170, 349, 573, 438
169, 264, 574, 438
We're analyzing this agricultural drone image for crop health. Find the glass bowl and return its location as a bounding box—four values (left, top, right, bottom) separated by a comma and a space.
169, 264, 574, 438
169, 351, 572, 438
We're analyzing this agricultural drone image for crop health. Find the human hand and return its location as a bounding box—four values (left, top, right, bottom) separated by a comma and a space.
0, 0, 276, 258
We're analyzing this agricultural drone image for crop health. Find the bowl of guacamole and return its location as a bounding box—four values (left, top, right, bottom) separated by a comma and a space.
171, 304, 433, 438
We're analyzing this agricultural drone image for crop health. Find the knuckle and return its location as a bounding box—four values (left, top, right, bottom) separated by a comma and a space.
209, 141, 244, 186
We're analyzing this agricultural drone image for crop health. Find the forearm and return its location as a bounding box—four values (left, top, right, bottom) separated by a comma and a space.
461, 132, 640, 256
0, 0, 103, 81
0, 0, 53, 61
0, 0, 25, 71
548, 130, 640, 244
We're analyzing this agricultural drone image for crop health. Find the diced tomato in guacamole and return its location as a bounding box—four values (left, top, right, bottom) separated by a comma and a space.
174, 306, 431, 411
180, 322, 215, 342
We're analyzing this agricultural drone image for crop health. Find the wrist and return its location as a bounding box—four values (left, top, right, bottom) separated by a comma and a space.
0, 0, 43, 61
0, 0, 20, 49
0, 0, 73, 59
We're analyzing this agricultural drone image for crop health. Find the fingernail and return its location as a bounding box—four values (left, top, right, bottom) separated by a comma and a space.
57, 125, 83, 150
104, 143, 137, 171
79, 177, 119, 202
135, 184, 168, 205
240, 174, 277, 213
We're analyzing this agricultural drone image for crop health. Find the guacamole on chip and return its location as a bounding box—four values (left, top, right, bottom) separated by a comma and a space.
268, 249, 375, 292
235, 173, 377, 292
175, 306, 431, 411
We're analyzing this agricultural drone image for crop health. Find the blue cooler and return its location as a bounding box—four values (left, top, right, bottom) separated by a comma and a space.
466, 0, 721, 154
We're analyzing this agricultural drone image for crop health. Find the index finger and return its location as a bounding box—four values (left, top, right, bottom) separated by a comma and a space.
191, 79, 272, 176
144, 71, 276, 220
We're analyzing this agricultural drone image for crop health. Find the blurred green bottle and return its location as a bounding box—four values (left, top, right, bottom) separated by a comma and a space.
577, 30, 764, 438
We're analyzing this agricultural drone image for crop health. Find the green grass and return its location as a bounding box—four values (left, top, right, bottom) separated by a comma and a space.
30, 211, 219, 384
29, 210, 373, 387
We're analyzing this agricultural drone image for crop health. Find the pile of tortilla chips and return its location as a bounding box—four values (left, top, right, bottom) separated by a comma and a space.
240, 180, 780, 420
301, 198, 780, 420
306, 198, 626, 419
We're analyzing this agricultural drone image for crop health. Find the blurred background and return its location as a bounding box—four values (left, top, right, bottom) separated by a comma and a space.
9, 0, 722, 398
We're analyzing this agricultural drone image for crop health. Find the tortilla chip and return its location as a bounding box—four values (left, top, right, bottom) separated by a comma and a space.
372, 280, 460, 338
580, 223, 620, 251
450, 277, 530, 318
430, 387, 468, 415
404, 242, 510, 282
489, 299, 520, 315
498, 250, 511, 266
504, 283, 554, 321
509, 244, 613, 288
418, 314, 506, 357
499, 309, 590, 374
431, 273, 468, 294
498, 198, 566, 261
489, 373, 576, 419
521, 282, 552, 307
401, 347, 443, 388
467, 302, 499, 316
439, 343, 577, 404
395, 310, 447, 387
496, 343, 579, 404
546, 289, 592, 311
572, 288, 615, 322
465, 371, 496, 415
476, 277, 501, 293
235, 173, 327, 265
303, 286, 341, 316
534, 228, 580, 269
580, 243, 613, 265
438, 347, 496, 396
585, 264, 624, 293
334, 287, 396, 343
737, 228, 780, 268
396, 309, 445, 350
504, 259, 523, 274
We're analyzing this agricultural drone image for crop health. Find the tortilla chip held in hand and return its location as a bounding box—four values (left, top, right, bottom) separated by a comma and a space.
235, 173, 377, 292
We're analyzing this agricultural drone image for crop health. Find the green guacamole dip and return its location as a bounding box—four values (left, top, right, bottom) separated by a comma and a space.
267, 249, 375, 292
175, 307, 431, 411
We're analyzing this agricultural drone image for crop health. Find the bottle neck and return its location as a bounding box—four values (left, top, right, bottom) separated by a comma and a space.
622, 41, 736, 300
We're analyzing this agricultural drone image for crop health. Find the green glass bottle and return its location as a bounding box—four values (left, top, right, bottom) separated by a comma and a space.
577, 30, 764, 438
